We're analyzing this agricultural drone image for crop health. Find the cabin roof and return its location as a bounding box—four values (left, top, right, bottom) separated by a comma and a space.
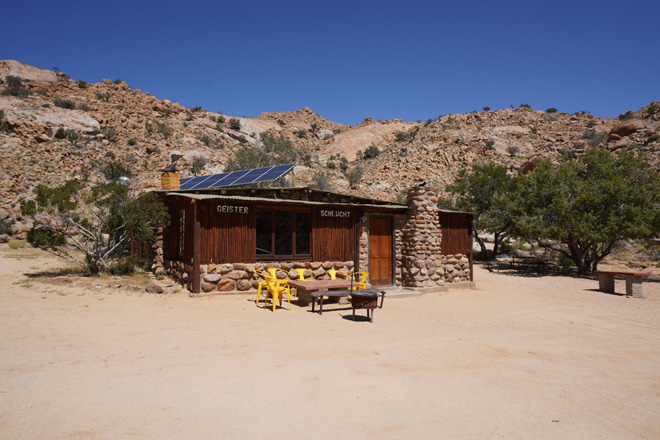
158, 187, 408, 210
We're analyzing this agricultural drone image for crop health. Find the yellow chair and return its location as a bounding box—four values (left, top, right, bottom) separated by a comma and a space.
349, 272, 369, 290
327, 269, 347, 280
294, 268, 316, 281
253, 270, 269, 305
262, 274, 291, 311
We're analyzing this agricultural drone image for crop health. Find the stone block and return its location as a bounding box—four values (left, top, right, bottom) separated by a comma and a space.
201, 281, 216, 293
227, 271, 249, 280
310, 262, 322, 270
218, 280, 236, 291
203, 273, 222, 283
236, 279, 252, 291
207, 263, 216, 273
280, 262, 293, 271
233, 263, 246, 270
200, 264, 207, 274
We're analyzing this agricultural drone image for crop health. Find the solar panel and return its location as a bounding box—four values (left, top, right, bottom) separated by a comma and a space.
179, 163, 296, 190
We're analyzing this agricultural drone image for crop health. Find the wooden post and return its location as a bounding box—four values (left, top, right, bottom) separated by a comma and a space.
192, 200, 201, 294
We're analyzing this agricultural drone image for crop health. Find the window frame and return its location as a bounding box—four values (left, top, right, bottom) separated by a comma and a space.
255, 207, 312, 261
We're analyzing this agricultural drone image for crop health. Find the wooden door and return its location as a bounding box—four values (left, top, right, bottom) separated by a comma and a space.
369, 217, 393, 285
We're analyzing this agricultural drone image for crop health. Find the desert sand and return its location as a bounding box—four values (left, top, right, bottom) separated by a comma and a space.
1, 244, 659, 440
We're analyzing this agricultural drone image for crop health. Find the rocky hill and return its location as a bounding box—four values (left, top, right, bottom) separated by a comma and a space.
1, 59, 659, 236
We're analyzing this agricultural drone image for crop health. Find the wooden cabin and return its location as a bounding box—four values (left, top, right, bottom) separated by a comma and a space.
153, 185, 473, 294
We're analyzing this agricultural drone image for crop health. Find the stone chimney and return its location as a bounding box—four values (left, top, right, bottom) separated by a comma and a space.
400, 186, 445, 289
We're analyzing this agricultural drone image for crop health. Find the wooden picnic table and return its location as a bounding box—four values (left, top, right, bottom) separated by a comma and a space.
593, 270, 652, 297
286, 279, 354, 306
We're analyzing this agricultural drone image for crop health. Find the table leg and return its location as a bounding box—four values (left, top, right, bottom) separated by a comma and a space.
319, 296, 324, 315
598, 274, 615, 293
625, 276, 644, 298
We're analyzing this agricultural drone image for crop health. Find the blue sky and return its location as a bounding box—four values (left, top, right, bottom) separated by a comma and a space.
4, 0, 659, 125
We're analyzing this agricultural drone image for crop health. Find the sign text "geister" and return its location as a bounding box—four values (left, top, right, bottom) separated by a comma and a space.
217, 205, 249, 214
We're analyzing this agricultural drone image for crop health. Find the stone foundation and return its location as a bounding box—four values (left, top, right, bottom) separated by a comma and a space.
164, 259, 356, 294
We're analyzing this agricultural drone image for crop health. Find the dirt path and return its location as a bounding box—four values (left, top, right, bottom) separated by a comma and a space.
1, 245, 659, 439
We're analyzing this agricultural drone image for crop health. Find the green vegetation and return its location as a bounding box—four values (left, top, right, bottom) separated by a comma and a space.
484, 140, 495, 150
21, 180, 169, 275
443, 162, 515, 259
506, 146, 519, 157
546, 107, 558, 113
95, 92, 110, 102
2, 75, 31, 97
309, 171, 334, 191
189, 155, 209, 176
9, 239, 27, 249
511, 148, 660, 274
362, 145, 380, 159
93, 160, 133, 182
483, 107, 490, 111
345, 165, 363, 186
229, 118, 241, 130
0, 217, 15, 235
113, 79, 122, 84
53, 96, 76, 109
76, 80, 88, 89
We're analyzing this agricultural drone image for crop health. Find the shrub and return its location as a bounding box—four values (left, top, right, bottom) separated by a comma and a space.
209, 115, 216, 122
53, 97, 76, 109
190, 106, 202, 112
546, 108, 557, 113
127, 138, 137, 146
483, 107, 490, 111
77, 103, 90, 112
217, 115, 226, 124
8, 239, 26, 249
326, 161, 336, 170
200, 134, 213, 146
229, 118, 241, 130
309, 171, 334, 191
76, 80, 87, 89
363, 145, 380, 159
345, 165, 363, 186
582, 130, 608, 147
618, 111, 633, 120
155, 122, 172, 139
506, 146, 519, 157
95, 92, 110, 102
189, 155, 209, 176
0, 218, 15, 235
109, 255, 144, 275
484, 140, 495, 150
518, 103, 531, 109
646, 133, 660, 143
113, 78, 122, 84
95, 160, 133, 182
0, 109, 12, 133
2, 75, 31, 97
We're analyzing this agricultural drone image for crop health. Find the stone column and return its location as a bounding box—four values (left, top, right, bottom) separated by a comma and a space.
400, 186, 445, 288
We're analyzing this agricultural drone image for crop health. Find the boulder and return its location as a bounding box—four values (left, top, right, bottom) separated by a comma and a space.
609, 120, 642, 139
145, 284, 164, 294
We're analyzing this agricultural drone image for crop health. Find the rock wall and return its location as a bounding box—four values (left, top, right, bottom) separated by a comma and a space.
164, 259, 356, 294
400, 186, 445, 288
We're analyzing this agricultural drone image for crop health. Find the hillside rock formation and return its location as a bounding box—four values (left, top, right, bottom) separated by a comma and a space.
1, 60, 659, 238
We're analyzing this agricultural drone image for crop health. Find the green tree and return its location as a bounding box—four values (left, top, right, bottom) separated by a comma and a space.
21, 181, 169, 275
445, 162, 516, 259
512, 148, 660, 274
2, 75, 31, 97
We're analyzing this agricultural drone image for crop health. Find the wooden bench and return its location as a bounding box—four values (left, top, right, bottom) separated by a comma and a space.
593, 270, 652, 297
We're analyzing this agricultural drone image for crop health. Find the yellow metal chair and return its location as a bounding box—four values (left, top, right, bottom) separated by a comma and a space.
294, 268, 316, 281
262, 274, 291, 311
327, 269, 347, 280
253, 270, 269, 305
349, 272, 369, 290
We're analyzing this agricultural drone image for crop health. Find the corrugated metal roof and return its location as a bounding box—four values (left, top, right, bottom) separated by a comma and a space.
165, 192, 408, 210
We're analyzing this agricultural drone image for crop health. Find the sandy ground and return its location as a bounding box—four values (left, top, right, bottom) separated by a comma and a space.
1, 245, 659, 440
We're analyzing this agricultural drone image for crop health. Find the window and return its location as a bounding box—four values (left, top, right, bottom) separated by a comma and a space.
256, 209, 311, 258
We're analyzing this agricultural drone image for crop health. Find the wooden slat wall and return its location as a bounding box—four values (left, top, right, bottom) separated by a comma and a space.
163, 196, 194, 262
438, 212, 473, 256
199, 200, 255, 264
312, 208, 357, 262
